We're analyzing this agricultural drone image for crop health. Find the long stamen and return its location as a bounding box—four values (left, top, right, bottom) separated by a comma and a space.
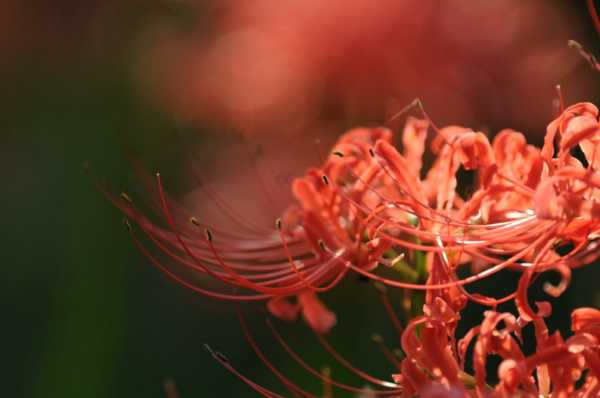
237, 310, 321, 398
371, 334, 402, 369
374, 283, 404, 339
346, 228, 556, 291
205, 344, 286, 398
315, 333, 401, 389
127, 223, 270, 301
588, 0, 600, 37
265, 319, 400, 395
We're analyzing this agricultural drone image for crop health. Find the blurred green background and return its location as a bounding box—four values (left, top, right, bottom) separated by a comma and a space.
4, 1, 600, 397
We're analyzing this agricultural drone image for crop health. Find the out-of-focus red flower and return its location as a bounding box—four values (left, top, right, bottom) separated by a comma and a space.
140, 0, 593, 135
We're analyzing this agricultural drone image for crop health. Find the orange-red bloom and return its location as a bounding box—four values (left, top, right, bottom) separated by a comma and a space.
111, 100, 600, 396
394, 298, 600, 397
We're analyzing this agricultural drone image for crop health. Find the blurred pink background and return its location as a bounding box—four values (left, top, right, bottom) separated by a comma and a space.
137, 0, 599, 138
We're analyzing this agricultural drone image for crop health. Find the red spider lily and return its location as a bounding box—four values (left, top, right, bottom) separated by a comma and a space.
112, 100, 600, 319
393, 298, 600, 398
110, 99, 600, 396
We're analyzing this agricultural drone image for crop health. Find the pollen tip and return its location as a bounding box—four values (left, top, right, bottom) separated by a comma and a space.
122, 218, 132, 231
120, 192, 133, 204
215, 351, 229, 363
369, 148, 375, 158
371, 333, 384, 343
322, 174, 329, 185
204, 228, 213, 242
203, 344, 226, 362
275, 218, 282, 230
332, 150, 344, 158
318, 239, 326, 251
190, 217, 200, 226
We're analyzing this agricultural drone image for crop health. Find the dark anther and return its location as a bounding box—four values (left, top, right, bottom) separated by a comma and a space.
318, 239, 326, 252
123, 218, 132, 231
120, 192, 133, 204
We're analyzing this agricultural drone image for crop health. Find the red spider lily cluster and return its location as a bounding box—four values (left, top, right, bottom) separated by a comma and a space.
110, 97, 600, 397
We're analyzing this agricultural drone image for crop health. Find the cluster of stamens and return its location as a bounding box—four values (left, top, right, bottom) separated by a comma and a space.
109, 98, 600, 397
